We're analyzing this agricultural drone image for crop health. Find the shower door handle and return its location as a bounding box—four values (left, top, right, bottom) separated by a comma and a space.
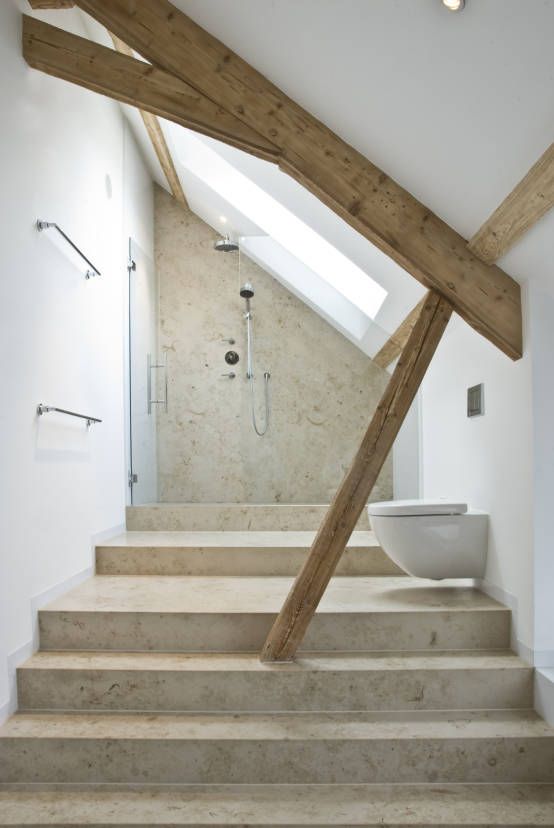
147, 353, 168, 414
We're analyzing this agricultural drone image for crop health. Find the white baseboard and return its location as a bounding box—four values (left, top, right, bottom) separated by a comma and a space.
0, 521, 124, 725
535, 669, 554, 725
477, 579, 554, 673
477, 578, 525, 657
92, 522, 125, 545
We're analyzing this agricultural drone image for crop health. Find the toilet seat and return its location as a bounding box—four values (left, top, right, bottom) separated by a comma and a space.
368, 499, 468, 517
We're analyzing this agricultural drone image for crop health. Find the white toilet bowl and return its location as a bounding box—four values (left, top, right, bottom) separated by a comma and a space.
367, 499, 488, 580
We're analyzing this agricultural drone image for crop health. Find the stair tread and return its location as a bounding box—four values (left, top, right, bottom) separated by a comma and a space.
41, 576, 505, 615
1, 784, 554, 825
21, 650, 529, 672
99, 531, 379, 549
2, 710, 552, 740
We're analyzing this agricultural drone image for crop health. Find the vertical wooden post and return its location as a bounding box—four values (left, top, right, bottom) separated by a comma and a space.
260, 291, 453, 662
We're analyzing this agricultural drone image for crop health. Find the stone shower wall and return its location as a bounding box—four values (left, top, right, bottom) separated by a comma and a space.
155, 186, 392, 503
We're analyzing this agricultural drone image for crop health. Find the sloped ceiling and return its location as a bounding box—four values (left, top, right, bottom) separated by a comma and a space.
84, 0, 554, 355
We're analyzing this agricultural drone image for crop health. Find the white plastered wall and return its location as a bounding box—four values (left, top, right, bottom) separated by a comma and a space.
0, 1, 153, 720
421, 282, 554, 673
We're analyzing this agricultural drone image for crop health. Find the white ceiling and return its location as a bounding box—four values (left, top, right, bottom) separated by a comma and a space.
170, 0, 554, 288
82, 0, 554, 355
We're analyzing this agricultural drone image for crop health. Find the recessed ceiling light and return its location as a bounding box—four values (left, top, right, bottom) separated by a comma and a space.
442, 0, 465, 10
219, 215, 227, 223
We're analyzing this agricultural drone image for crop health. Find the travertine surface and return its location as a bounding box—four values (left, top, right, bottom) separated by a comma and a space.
2, 784, 554, 825
38, 576, 510, 653
95, 529, 404, 576
126, 502, 371, 531
42, 576, 502, 614
18, 650, 533, 713
154, 186, 392, 503
2, 710, 554, 784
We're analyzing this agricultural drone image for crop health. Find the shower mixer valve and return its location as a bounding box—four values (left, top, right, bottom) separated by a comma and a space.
225, 350, 240, 365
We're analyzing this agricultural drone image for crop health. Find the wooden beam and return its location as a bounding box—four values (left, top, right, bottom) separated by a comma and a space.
373, 297, 427, 370
260, 291, 452, 662
28, 1, 74, 8
468, 142, 554, 264
74, 0, 521, 361
21, 15, 279, 163
108, 33, 186, 208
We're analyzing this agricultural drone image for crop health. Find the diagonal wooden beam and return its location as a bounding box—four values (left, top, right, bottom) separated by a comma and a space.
22, 15, 279, 163
260, 291, 452, 662
373, 297, 427, 370
28, 1, 74, 8
108, 33, 186, 208
74, 0, 521, 361
468, 142, 554, 264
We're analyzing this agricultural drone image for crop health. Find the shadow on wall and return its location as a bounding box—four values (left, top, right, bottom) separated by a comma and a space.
153, 186, 392, 504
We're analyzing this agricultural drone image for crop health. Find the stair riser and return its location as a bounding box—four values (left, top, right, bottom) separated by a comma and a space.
38, 610, 511, 653
126, 505, 371, 532
95, 547, 403, 577
1, 737, 552, 784
2, 821, 547, 828
2, 784, 554, 826
17, 667, 533, 713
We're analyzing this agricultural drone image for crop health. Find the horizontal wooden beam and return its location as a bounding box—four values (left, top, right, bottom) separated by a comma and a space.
74, 0, 522, 361
22, 15, 279, 163
109, 33, 187, 208
373, 297, 427, 370
468, 142, 554, 264
261, 291, 453, 662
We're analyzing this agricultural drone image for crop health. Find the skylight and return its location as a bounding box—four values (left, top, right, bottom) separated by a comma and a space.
178, 134, 387, 319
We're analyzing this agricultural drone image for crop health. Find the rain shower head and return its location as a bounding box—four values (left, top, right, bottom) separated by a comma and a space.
214, 235, 239, 253
240, 282, 254, 299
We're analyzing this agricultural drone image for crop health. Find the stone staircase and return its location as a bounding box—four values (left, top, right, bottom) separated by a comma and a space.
1, 503, 553, 825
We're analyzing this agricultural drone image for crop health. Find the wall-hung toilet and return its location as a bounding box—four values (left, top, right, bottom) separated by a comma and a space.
367, 500, 488, 580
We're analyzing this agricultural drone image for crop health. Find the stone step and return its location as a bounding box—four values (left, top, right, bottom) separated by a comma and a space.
0, 710, 553, 785
1, 784, 554, 826
17, 650, 532, 713
38, 577, 510, 653
96, 531, 403, 576
126, 503, 371, 532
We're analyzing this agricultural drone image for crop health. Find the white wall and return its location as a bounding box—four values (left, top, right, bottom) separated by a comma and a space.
393, 397, 421, 501
420, 297, 534, 654
421, 283, 554, 666
0, 1, 153, 719
528, 288, 554, 667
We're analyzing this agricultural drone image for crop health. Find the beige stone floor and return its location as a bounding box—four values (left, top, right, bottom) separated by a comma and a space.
101, 530, 378, 548
1, 784, 553, 824
43, 575, 494, 614
2, 708, 552, 740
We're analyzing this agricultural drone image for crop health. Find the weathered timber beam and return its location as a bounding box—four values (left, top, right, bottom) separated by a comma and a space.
109, 33, 187, 207
28, 1, 74, 8
22, 15, 279, 163
74, 0, 521, 361
261, 291, 452, 662
373, 297, 427, 370
468, 142, 554, 264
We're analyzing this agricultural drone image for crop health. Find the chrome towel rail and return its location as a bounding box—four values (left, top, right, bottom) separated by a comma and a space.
36, 220, 101, 279
37, 404, 102, 427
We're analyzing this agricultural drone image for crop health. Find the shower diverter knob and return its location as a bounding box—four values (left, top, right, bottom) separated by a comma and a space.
225, 350, 240, 365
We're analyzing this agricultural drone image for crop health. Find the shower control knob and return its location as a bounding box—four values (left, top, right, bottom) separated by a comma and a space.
225, 350, 240, 365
